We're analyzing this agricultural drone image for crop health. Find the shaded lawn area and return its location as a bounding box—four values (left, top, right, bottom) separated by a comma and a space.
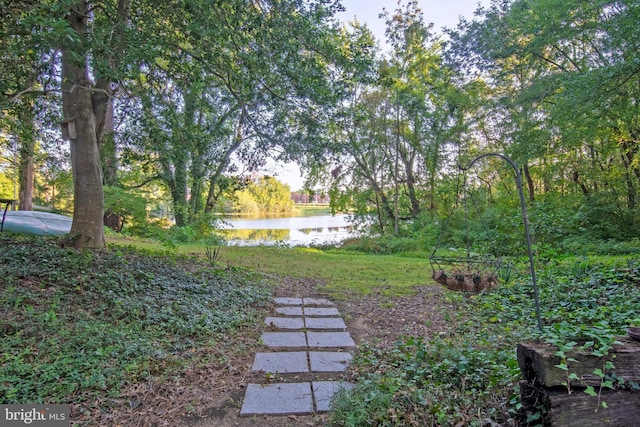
208, 246, 433, 298
108, 236, 435, 298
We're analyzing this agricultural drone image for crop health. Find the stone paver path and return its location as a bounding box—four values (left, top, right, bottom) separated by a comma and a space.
240, 297, 354, 416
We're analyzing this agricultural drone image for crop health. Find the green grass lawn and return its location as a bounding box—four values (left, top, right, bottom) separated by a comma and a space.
220, 246, 432, 298
108, 235, 435, 299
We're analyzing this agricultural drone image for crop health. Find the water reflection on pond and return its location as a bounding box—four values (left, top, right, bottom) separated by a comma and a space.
219, 213, 354, 246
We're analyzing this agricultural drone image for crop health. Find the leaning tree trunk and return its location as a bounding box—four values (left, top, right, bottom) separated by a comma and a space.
204, 110, 245, 213
61, 1, 106, 248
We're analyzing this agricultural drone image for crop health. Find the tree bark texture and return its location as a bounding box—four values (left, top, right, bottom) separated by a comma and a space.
523, 163, 535, 203
18, 106, 35, 211
18, 151, 33, 211
204, 110, 245, 213
61, 0, 106, 248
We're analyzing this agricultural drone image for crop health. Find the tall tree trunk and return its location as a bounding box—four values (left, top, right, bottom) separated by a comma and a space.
172, 146, 189, 227
403, 113, 422, 217
185, 89, 204, 222
100, 95, 118, 187
374, 193, 384, 232
17, 102, 35, 211
523, 163, 535, 203
427, 140, 441, 211
572, 170, 590, 196
99, 0, 131, 186
393, 109, 400, 235
18, 153, 33, 211
398, 146, 420, 217
61, 1, 105, 248
373, 183, 395, 222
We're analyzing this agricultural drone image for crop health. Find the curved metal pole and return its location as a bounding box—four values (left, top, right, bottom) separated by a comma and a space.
461, 153, 543, 331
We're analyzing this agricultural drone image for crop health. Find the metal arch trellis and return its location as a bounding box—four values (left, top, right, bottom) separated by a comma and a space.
429, 168, 508, 292
429, 153, 543, 331
461, 153, 542, 331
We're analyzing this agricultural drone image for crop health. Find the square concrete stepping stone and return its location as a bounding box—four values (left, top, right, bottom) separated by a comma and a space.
305, 317, 346, 330
265, 317, 304, 329
309, 351, 352, 372
240, 383, 313, 415
252, 351, 309, 373
275, 306, 303, 316
312, 381, 353, 412
306, 331, 355, 348
304, 307, 340, 316
274, 297, 303, 306
261, 332, 307, 348
303, 297, 334, 306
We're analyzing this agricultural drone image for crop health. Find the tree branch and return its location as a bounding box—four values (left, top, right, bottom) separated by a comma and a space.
120, 174, 164, 190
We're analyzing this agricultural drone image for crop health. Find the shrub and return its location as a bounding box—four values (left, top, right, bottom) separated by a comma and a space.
103, 186, 148, 231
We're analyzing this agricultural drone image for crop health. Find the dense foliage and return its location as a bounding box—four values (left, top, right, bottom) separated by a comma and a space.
2, 0, 638, 248
0, 234, 271, 404
330, 257, 640, 426
1, 0, 344, 245
318, 0, 640, 240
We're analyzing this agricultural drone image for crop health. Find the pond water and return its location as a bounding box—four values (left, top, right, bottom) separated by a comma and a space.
219, 213, 355, 246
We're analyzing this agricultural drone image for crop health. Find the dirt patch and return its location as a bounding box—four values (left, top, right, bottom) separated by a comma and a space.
337, 285, 449, 350
79, 277, 449, 427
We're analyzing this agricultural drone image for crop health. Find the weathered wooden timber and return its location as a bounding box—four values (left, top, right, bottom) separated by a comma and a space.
518, 337, 640, 388
517, 337, 640, 426
520, 381, 640, 427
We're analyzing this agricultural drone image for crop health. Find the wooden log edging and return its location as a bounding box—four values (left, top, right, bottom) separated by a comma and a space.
518, 337, 640, 388
520, 381, 640, 427
517, 337, 640, 426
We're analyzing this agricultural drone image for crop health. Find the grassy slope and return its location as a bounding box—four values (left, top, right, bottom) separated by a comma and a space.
0, 235, 273, 406
6, 232, 639, 425
1, 233, 433, 407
